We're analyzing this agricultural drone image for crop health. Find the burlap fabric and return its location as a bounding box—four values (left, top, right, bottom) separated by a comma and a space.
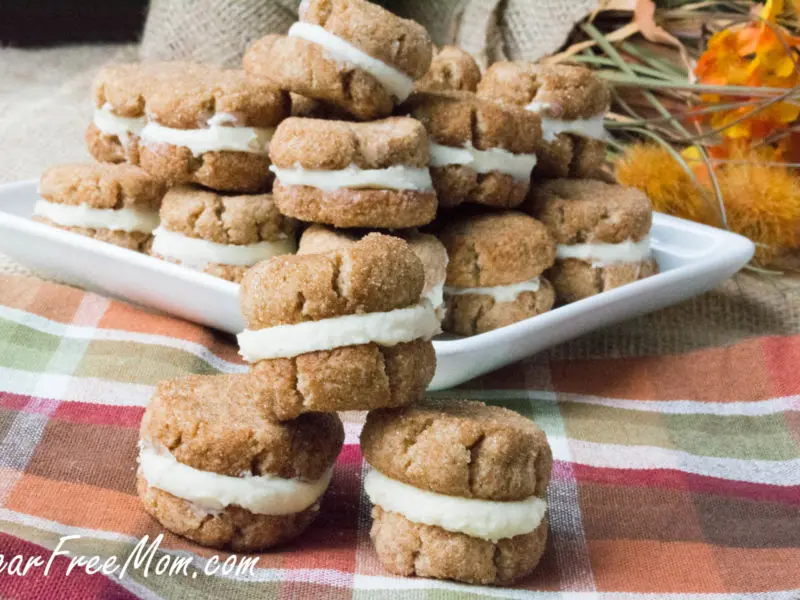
140, 0, 597, 67
2, 43, 800, 360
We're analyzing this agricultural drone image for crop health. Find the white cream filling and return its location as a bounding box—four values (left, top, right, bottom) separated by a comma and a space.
237, 300, 439, 362
152, 227, 296, 268
288, 22, 414, 102
140, 113, 274, 157
556, 236, 652, 266
445, 277, 541, 303
139, 443, 332, 515
526, 101, 606, 142
425, 281, 445, 312
270, 164, 434, 192
93, 103, 146, 144
428, 142, 537, 181
365, 470, 546, 542
33, 199, 158, 233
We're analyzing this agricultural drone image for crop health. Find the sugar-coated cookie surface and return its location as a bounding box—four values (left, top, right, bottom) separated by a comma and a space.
270, 117, 429, 170
415, 46, 482, 93
439, 212, 555, 287
361, 400, 552, 501
370, 507, 548, 585
549, 257, 659, 303
140, 374, 344, 479
300, 0, 433, 78
249, 339, 435, 420
159, 186, 294, 245
39, 163, 164, 210
526, 179, 653, 244
141, 149, 274, 193
478, 62, 610, 120
240, 233, 424, 329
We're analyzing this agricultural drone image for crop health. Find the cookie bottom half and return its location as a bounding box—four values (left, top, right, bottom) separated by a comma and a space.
137, 474, 320, 552
549, 257, 659, 303
431, 165, 529, 209
33, 216, 152, 252
443, 280, 555, 336
273, 182, 437, 229
370, 506, 548, 586
249, 339, 436, 420
86, 124, 141, 165
534, 135, 606, 179
140, 144, 273, 193
150, 252, 250, 283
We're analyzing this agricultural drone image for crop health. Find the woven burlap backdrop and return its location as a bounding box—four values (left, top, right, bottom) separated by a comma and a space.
140, 0, 597, 67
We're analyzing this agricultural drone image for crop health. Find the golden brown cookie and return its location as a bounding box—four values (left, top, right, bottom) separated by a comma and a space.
244, 0, 432, 120
526, 179, 658, 303
370, 507, 548, 585
33, 163, 164, 252
478, 62, 609, 178
415, 46, 482, 93
237, 234, 438, 419
136, 64, 289, 192
437, 211, 556, 335
151, 185, 297, 283
297, 224, 448, 312
269, 117, 437, 228
406, 92, 540, 208
362, 399, 552, 585
138, 373, 344, 551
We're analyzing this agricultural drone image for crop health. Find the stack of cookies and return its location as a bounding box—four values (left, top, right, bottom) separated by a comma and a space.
137, 234, 439, 552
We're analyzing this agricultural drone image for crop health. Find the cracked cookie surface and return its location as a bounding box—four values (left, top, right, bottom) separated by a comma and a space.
361, 399, 552, 501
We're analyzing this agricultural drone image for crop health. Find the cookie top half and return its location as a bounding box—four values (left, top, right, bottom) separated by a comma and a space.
415, 46, 482, 93
240, 233, 425, 329
39, 163, 165, 210
159, 186, 295, 245
361, 400, 552, 501
299, 0, 433, 79
478, 62, 610, 120
526, 179, 653, 244
140, 374, 344, 480
439, 211, 555, 287
269, 117, 429, 170
92, 62, 187, 117
406, 91, 540, 155
143, 64, 289, 129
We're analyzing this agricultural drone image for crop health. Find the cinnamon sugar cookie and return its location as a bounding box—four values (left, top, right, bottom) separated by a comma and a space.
269, 117, 437, 228
361, 399, 552, 585
237, 234, 437, 419
525, 179, 658, 303
138, 373, 344, 551
151, 185, 297, 283
415, 46, 482, 93
438, 212, 556, 335
298, 224, 448, 318
406, 92, 540, 208
33, 163, 165, 252
478, 62, 610, 178
137, 64, 289, 193
244, 0, 432, 120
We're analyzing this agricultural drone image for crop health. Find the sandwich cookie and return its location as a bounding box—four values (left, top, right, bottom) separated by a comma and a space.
238, 234, 437, 420
151, 185, 297, 283
406, 92, 541, 208
438, 212, 555, 335
478, 63, 610, 178
138, 374, 344, 551
33, 163, 164, 252
269, 117, 437, 228
526, 179, 658, 303
138, 64, 289, 192
297, 224, 449, 320
415, 46, 482, 93
244, 0, 432, 121
361, 400, 552, 585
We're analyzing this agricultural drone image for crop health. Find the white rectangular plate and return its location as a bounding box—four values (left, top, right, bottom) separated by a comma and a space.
0, 179, 754, 390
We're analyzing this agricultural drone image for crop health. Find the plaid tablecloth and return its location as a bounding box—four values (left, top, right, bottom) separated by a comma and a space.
1, 274, 798, 599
